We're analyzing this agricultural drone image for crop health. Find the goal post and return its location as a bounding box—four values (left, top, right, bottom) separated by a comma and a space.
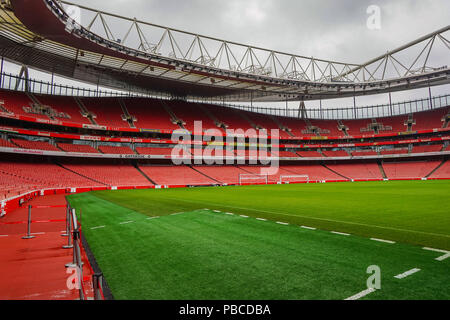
238, 174, 268, 185
279, 175, 309, 184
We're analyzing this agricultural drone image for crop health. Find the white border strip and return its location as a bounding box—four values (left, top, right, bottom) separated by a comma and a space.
394, 268, 421, 279
256, 218, 267, 221
301, 226, 316, 230
240, 215, 249, 218
147, 216, 160, 220
370, 238, 396, 244
331, 231, 351, 236
345, 288, 376, 300
119, 221, 134, 225
276, 221, 289, 225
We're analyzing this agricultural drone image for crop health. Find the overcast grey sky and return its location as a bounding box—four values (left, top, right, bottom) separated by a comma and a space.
4, 0, 450, 109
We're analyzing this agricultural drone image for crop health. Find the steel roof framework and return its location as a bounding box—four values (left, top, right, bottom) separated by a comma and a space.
0, 0, 449, 102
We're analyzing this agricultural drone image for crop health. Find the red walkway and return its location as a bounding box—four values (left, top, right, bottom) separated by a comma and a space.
0, 194, 94, 300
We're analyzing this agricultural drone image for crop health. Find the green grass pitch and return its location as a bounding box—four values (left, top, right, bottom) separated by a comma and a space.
67, 180, 450, 300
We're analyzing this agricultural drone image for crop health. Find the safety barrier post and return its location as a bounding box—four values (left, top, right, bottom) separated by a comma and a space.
92, 273, 104, 300
63, 208, 73, 249
61, 204, 70, 237
22, 205, 35, 239
73, 228, 85, 300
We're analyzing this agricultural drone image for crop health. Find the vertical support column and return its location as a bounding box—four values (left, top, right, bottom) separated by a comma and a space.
22, 205, 35, 239
92, 273, 104, 300
388, 91, 393, 116
428, 85, 433, 109
0, 55, 4, 89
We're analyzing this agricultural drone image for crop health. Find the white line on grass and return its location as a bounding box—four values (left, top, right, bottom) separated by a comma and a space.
119, 221, 134, 225
276, 221, 289, 225
225, 212, 234, 215
256, 218, 267, 221
91, 226, 105, 230
301, 226, 316, 230
240, 215, 249, 218
345, 288, 376, 300
170, 212, 184, 216
213, 210, 221, 213
394, 268, 421, 279
160, 196, 450, 239
331, 231, 351, 236
147, 216, 160, 220
370, 238, 396, 244
423, 247, 450, 261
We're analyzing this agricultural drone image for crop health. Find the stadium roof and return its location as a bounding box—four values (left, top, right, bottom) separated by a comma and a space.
0, 0, 449, 102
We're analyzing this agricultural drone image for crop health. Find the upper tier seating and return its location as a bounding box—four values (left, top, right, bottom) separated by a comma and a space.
80, 98, 128, 128
122, 98, 180, 130
33, 94, 89, 124
0, 89, 448, 138
169, 101, 219, 132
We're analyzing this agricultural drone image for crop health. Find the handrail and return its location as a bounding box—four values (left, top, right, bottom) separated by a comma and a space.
0, 71, 448, 120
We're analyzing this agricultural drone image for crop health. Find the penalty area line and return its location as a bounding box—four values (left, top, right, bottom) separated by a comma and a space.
394, 268, 421, 279
423, 247, 450, 261
345, 288, 376, 300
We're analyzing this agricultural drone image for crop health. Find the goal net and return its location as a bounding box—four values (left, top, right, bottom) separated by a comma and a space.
238, 174, 268, 185
279, 175, 309, 184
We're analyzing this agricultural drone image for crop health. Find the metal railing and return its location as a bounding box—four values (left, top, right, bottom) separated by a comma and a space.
224, 95, 450, 120
0, 71, 448, 121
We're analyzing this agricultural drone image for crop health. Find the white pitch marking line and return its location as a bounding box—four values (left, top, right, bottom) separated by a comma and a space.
147, 216, 160, 220
119, 221, 134, 225
213, 210, 221, 213
225, 212, 234, 215
331, 231, 351, 236
170, 212, 184, 216
301, 226, 316, 230
423, 247, 450, 261
90, 226, 105, 230
345, 288, 376, 300
240, 215, 249, 218
256, 218, 267, 221
276, 221, 289, 226
370, 238, 396, 244
394, 268, 421, 279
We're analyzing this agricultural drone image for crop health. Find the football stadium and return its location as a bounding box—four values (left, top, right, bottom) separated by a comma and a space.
0, 0, 449, 305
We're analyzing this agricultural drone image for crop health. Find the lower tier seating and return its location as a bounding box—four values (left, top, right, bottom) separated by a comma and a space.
382, 161, 441, 179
